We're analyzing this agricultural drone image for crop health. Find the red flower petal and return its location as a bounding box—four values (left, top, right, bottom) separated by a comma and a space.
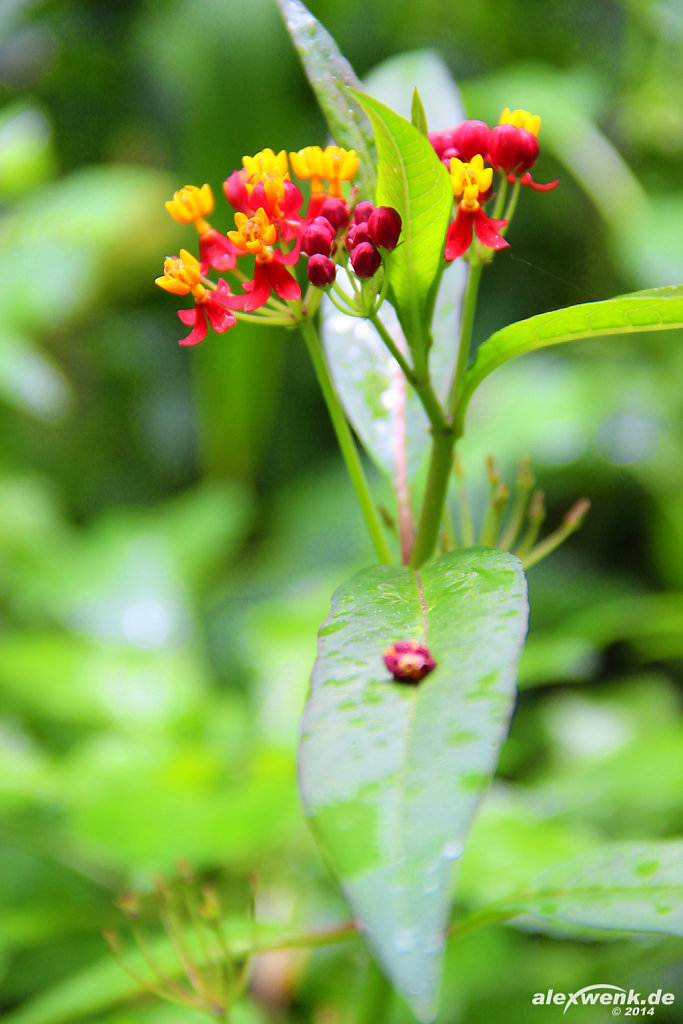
177, 305, 208, 346
472, 208, 509, 250
519, 172, 560, 191
204, 296, 237, 333
267, 259, 301, 301
199, 229, 238, 274
275, 236, 302, 266
244, 261, 272, 312
223, 170, 250, 212
444, 208, 474, 261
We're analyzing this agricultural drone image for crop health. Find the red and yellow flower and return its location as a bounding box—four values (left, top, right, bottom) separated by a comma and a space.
165, 184, 237, 274
224, 149, 303, 240
155, 249, 237, 346
227, 207, 301, 312
445, 154, 509, 262
488, 109, 559, 191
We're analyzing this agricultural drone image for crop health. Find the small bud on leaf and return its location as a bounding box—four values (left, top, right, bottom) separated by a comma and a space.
384, 640, 436, 683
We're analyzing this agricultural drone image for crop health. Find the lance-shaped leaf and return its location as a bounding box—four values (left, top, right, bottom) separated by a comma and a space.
352, 91, 453, 370
456, 285, 683, 431
498, 841, 683, 938
275, 0, 376, 198
298, 549, 528, 1022
321, 51, 466, 488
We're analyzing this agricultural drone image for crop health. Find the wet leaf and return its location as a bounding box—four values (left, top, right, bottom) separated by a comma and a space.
298, 548, 528, 1021
500, 841, 683, 938
352, 91, 453, 368
275, 0, 376, 197
458, 286, 683, 429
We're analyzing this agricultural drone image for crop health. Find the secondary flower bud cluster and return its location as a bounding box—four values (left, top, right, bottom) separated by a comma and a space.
345, 202, 402, 279
430, 108, 558, 190
301, 197, 349, 287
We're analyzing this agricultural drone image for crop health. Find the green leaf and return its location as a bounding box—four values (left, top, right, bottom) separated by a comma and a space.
363, 49, 466, 134
351, 91, 453, 370
298, 548, 528, 1021
499, 842, 683, 938
274, 0, 376, 198
457, 286, 683, 428
320, 51, 464, 486
411, 88, 429, 136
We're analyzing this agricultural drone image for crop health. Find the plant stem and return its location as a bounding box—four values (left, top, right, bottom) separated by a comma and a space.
299, 317, 392, 564
409, 427, 456, 568
355, 956, 394, 1024
409, 258, 484, 567
448, 258, 484, 423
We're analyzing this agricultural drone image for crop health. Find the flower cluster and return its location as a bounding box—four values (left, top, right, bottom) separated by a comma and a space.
430, 108, 559, 262
155, 107, 557, 344
156, 145, 403, 345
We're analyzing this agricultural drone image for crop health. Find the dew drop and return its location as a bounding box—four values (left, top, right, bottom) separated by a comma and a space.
443, 839, 463, 860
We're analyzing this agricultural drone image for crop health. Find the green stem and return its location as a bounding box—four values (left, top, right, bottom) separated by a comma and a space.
355, 956, 394, 1024
448, 258, 484, 424
409, 428, 456, 568
299, 318, 392, 564
491, 172, 509, 220
409, 258, 485, 567
500, 177, 521, 234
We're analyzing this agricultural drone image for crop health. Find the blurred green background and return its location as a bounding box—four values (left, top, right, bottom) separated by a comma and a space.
1, 0, 682, 1021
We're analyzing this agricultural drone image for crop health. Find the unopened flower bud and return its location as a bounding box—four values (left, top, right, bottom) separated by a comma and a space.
351, 223, 372, 247
452, 119, 490, 162
487, 123, 539, 175
319, 197, 349, 231
429, 129, 457, 161
302, 222, 333, 257
353, 200, 375, 224
350, 241, 381, 278
384, 641, 436, 683
368, 206, 402, 251
307, 253, 336, 287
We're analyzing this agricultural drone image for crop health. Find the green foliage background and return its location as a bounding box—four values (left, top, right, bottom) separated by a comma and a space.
0, 0, 681, 1021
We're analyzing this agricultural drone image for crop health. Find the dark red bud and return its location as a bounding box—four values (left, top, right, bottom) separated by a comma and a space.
307, 253, 336, 288
353, 200, 375, 224
350, 241, 381, 278
368, 206, 402, 251
383, 641, 436, 683
318, 197, 349, 231
311, 215, 336, 239
487, 124, 539, 175
344, 224, 356, 252
452, 119, 490, 162
351, 223, 372, 247
302, 222, 333, 257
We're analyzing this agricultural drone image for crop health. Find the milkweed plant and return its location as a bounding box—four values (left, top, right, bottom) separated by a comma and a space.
110, 2, 683, 1021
